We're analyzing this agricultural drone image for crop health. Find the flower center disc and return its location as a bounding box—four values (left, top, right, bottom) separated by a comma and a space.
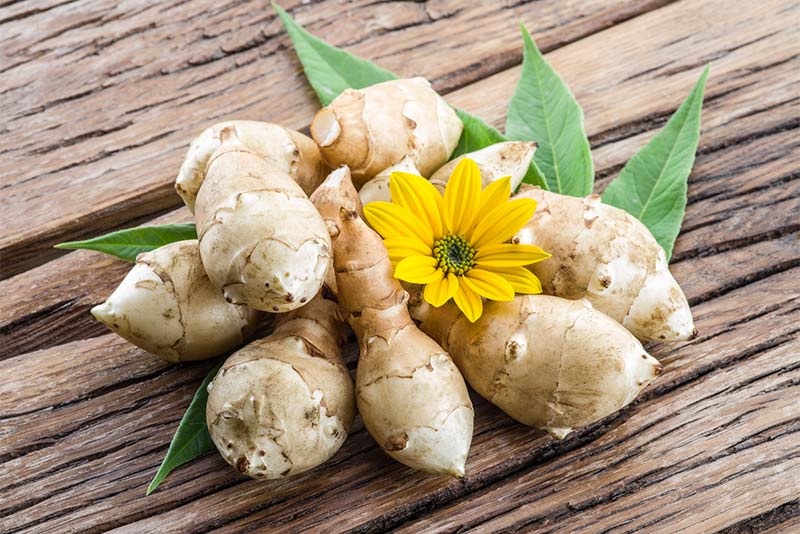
433, 234, 476, 276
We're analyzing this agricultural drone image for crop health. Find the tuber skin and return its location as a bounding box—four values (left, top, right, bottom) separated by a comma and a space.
175, 120, 329, 212
358, 155, 420, 206
194, 126, 332, 313
411, 294, 663, 439
309, 165, 364, 298
513, 187, 695, 342
91, 240, 261, 363
429, 141, 537, 194
206, 294, 355, 479
310, 77, 463, 188
327, 172, 474, 476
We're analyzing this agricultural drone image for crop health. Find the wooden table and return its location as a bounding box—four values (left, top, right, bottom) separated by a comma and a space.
2, 1, 798, 532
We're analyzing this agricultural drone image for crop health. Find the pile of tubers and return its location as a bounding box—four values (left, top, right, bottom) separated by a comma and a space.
93, 77, 693, 480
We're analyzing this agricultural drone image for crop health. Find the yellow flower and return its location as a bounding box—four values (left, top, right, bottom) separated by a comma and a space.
364, 157, 550, 322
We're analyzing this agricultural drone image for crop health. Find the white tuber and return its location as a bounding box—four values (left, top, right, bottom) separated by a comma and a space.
91, 240, 261, 363
194, 126, 331, 312
310, 77, 463, 188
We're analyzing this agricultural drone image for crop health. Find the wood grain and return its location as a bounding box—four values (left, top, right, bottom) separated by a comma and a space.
1, 0, 798, 531
0, 0, 669, 277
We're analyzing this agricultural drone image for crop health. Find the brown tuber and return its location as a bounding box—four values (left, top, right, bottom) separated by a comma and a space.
411, 294, 663, 439
91, 240, 261, 363
206, 294, 355, 479
194, 126, 332, 312
309, 165, 364, 297
513, 187, 695, 342
325, 172, 474, 476
310, 78, 463, 188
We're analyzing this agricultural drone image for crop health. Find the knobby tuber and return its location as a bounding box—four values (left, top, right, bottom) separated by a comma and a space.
513, 187, 695, 342
310, 77, 463, 188
92, 240, 261, 363
309, 165, 364, 298
429, 141, 537, 193
194, 126, 331, 312
411, 294, 662, 439
206, 294, 355, 479
175, 120, 329, 211
326, 172, 474, 476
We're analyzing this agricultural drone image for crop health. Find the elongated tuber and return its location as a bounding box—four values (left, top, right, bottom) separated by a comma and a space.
309, 165, 363, 298
310, 77, 463, 188
194, 126, 331, 312
206, 293, 355, 479
91, 240, 262, 363
429, 141, 537, 193
358, 155, 420, 205
326, 173, 473, 476
513, 187, 695, 342
411, 294, 662, 439
176, 120, 329, 211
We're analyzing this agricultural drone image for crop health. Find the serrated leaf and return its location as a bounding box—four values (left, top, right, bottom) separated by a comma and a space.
273, 3, 545, 188
506, 24, 593, 196
273, 2, 396, 106
55, 223, 197, 261
147, 361, 221, 495
602, 67, 709, 260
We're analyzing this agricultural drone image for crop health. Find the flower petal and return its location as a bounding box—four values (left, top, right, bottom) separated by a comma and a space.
468, 176, 511, 236
475, 243, 551, 268
395, 255, 442, 284
453, 281, 483, 323
385, 236, 432, 265
469, 198, 537, 249
423, 272, 459, 307
390, 172, 443, 238
443, 158, 482, 235
463, 268, 515, 301
484, 266, 543, 294
364, 201, 433, 246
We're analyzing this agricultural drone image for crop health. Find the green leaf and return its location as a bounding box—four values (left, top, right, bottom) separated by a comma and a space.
506, 24, 593, 196
273, 2, 396, 106
274, 3, 545, 187
147, 361, 222, 495
602, 67, 709, 260
55, 223, 197, 261
452, 109, 507, 156
452, 110, 547, 189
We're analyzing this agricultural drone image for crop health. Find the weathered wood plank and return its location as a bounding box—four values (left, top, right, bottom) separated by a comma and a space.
0, 0, 668, 277
3, 0, 797, 357
2, 0, 798, 531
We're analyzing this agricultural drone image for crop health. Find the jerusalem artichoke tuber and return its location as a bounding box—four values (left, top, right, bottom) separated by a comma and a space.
324, 171, 473, 476
194, 126, 331, 312
429, 141, 537, 194
175, 120, 329, 211
411, 294, 662, 439
309, 165, 363, 297
358, 155, 420, 206
512, 187, 694, 342
206, 294, 355, 479
310, 77, 463, 188
91, 240, 262, 363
